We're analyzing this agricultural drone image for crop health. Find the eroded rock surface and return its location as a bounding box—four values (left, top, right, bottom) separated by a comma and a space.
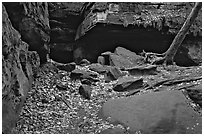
100, 90, 202, 134
2, 4, 40, 133
3, 2, 50, 64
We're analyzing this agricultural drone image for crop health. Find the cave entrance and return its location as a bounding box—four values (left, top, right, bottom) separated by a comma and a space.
75, 23, 200, 67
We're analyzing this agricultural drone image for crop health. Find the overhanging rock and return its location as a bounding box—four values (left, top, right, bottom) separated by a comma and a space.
73, 2, 201, 66
75, 2, 202, 40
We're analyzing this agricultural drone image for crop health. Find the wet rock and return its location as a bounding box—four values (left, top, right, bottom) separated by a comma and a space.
113, 76, 143, 92
79, 84, 92, 100
2, 5, 39, 133
125, 64, 158, 76
186, 84, 202, 107
114, 47, 145, 65
56, 62, 76, 72
100, 91, 202, 134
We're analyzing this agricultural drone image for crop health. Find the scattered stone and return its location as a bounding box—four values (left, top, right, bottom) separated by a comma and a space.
113, 76, 143, 92
125, 64, 158, 76
114, 46, 145, 65
79, 59, 91, 66
97, 56, 105, 65
100, 90, 202, 134
56, 62, 76, 72
186, 84, 202, 107
79, 84, 92, 100
70, 69, 98, 80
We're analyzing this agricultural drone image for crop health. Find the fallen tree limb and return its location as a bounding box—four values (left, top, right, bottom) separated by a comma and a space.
146, 76, 201, 90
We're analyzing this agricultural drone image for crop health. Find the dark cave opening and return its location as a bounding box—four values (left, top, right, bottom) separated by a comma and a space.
76, 23, 174, 61
73, 23, 200, 67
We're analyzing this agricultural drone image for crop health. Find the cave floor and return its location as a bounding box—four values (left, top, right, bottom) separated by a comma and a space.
11, 62, 202, 134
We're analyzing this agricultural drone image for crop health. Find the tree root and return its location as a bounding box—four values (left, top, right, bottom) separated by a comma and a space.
146, 76, 201, 90
142, 51, 174, 65
126, 76, 201, 97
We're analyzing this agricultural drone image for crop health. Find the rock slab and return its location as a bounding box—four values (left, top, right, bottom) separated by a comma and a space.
100, 90, 202, 134
113, 76, 143, 92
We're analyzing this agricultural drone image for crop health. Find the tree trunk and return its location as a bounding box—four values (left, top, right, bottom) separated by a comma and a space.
164, 2, 202, 65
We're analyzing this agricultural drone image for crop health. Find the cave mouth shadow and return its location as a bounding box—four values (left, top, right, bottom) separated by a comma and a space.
76, 24, 199, 67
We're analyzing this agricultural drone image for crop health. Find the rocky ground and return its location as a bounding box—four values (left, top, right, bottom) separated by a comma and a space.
11, 59, 202, 134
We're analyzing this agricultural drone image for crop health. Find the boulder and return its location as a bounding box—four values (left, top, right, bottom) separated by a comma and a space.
2, 5, 40, 133
100, 90, 202, 134
114, 47, 145, 65
113, 76, 143, 92
109, 54, 134, 69
79, 84, 92, 100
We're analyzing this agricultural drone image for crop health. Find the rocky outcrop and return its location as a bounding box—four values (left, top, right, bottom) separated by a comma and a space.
3, 2, 50, 64
2, 5, 40, 133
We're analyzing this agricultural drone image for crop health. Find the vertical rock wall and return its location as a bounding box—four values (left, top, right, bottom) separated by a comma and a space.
2, 5, 40, 133
3, 2, 50, 64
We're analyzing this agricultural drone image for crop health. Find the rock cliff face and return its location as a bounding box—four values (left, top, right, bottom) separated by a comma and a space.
3, 2, 50, 64
47, 2, 201, 66
2, 4, 40, 133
